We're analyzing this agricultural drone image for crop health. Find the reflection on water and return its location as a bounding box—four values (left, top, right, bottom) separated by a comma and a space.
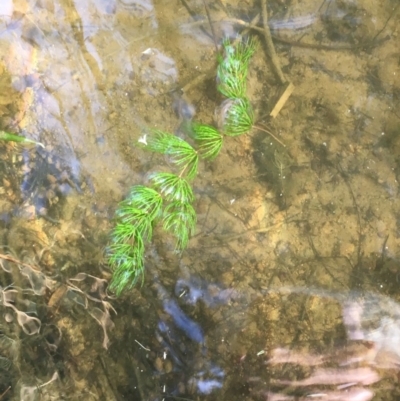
163, 270, 400, 398
0, 0, 399, 400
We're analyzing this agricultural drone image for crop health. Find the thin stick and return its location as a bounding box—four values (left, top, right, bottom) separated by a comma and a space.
182, 18, 388, 51
134, 339, 151, 351
270, 33, 388, 51
217, 213, 299, 241
261, 0, 286, 85
270, 81, 295, 118
233, 13, 260, 42
0, 386, 11, 400
202, 0, 219, 53
253, 124, 286, 147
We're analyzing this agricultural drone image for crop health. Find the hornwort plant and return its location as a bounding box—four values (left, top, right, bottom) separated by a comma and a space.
107, 36, 260, 295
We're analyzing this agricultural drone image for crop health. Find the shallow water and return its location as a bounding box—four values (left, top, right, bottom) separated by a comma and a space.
0, 0, 399, 400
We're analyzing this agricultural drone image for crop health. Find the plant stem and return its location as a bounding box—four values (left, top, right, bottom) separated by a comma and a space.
253, 124, 286, 147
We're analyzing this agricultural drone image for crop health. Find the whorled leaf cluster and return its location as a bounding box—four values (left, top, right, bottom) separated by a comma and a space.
108, 132, 198, 295
108, 37, 258, 295
216, 37, 257, 136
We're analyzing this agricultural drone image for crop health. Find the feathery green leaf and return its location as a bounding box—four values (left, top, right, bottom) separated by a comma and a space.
150, 172, 194, 203
163, 201, 196, 250
221, 97, 254, 136
234, 36, 258, 65
107, 186, 163, 294
108, 254, 144, 295
108, 229, 146, 295
112, 212, 153, 242
217, 58, 247, 98
142, 130, 198, 179
217, 37, 257, 99
192, 123, 223, 160
124, 185, 163, 221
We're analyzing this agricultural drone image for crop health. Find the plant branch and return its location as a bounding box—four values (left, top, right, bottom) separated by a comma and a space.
261, 0, 286, 85
253, 124, 286, 147
185, 18, 389, 51
202, 0, 219, 53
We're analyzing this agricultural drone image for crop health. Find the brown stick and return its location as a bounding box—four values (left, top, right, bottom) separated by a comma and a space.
261, 0, 286, 85
202, 0, 219, 53
270, 81, 295, 118
184, 18, 388, 51
0, 386, 11, 400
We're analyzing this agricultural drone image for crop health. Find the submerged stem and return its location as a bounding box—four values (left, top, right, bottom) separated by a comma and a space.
253, 124, 286, 147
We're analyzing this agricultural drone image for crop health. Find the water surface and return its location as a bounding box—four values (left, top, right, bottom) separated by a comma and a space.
0, 0, 399, 400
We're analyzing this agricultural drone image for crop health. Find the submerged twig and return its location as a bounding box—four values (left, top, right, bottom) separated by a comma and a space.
202, 0, 219, 53
0, 387, 10, 400
253, 124, 286, 147
183, 18, 389, 51
261, 0, 286, 85
270, 33, 389, 51
270, 81, 295, 118
134, 339, 151, 351
216, 213, 299, 241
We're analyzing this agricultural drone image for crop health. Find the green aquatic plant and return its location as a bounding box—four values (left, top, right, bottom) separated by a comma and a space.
108, 186, 162, 293
0, 130, 44, 148
143, 130, 199, 179
191, 123, 223, 160
108, 131, 198, 294
150, 172, 194, 203
217, 37, 257, 98
220, 97, 254, 136
162, 200, 196, 250
216, 38, 257, 137
108, 174, 197, 295
108, 37, 258, 294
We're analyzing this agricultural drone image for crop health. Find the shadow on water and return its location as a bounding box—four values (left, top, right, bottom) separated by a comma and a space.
0, 0, 399, 400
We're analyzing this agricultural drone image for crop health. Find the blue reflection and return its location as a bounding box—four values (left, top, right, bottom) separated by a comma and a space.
195, 363, 225, 394
175, 274, 239, 307
197, 379, 222, 394
162, 298, 204, 344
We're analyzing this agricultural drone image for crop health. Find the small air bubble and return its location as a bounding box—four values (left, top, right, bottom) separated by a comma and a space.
4, 313, 13, 323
